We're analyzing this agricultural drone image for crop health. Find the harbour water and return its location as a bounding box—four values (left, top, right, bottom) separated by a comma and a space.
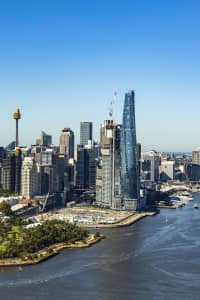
1, 193, 200, 299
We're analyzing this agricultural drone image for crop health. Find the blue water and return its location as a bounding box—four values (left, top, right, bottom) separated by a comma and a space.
0, 193, 200, 299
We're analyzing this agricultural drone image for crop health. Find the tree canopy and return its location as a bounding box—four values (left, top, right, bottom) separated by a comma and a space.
0, 219, 88, 259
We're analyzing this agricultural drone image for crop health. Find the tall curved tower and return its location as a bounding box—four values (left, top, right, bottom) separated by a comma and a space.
13, 108, 21, 148
121, 91, 139, 210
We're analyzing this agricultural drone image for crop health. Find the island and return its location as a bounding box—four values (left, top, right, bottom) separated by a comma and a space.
0, 217, 103, 267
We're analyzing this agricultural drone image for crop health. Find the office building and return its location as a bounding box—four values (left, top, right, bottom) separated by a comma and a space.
41, 131, 52, 147
1, 153, 16, 192
141, 150, 160, 182
121, 90, 139, 210
80, 122, 92, 146
35, 149, 53, 195
1, 149, 22, 194
159, 160, 175, 181
192, 148, 200, 165
76, 145, 96, 190
59, 128, 74, 159
185, 163, 200, 181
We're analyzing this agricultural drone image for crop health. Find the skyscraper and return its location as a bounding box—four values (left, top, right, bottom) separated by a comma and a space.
41, 131, 52, 147
1, 149, 22, 194
21, 157, 39, 199
80, 122, 92, 146
96, 120, 122, 209
76, 145, 96, 190
121, 90, 139, 210
141, 150, 160, 182
59, 128, 74, 159
1, 153, 16, 192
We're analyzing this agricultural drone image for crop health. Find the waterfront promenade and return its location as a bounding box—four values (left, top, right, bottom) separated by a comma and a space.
37, 207, 156, 228
79, 211, 156, 228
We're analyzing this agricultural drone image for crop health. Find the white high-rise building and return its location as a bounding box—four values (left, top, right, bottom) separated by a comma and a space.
159, 161, 175, 181
192, 148, 200, 165
141, 150, 160, 182
21, 157, 39, 199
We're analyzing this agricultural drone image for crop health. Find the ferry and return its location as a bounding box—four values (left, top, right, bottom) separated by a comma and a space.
193, 204, 199, 209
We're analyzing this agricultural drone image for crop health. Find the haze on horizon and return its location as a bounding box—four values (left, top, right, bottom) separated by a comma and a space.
0, 0, 200, 152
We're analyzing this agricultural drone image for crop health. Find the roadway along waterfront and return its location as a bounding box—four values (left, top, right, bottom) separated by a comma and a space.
0, 193, 200, 300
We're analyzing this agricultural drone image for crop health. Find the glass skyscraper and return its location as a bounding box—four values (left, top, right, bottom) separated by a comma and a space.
80, 122, 93, 146
121, 90, 139, 210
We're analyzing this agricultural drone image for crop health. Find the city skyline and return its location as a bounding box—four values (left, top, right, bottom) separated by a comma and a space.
0, 0, 200, 151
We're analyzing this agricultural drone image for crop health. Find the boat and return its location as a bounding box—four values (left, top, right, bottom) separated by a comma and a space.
193, 204, 199, 209
178, 195, 193, 202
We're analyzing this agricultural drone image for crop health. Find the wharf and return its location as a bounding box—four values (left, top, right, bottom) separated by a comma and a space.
79, 211, 157, 228
157, 204, 181, 209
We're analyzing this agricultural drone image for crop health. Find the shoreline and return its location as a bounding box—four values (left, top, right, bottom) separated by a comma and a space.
0, 211, 157, 267
0, 234, 104, 267
79, 211, 157, 228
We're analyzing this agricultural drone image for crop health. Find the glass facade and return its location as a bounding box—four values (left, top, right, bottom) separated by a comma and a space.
80, 122, 93, 146
121, 90, 139, 208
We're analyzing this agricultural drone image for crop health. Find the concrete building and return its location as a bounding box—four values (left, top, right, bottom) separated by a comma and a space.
80, 122, 93, 146
36, 149, 53, 166
159, 160, 175, 181
21, 157, 39, 199
141, 150, 160, 182
59, 128, 74, 159
192, 148, 200, 165
96, 120, 122, 209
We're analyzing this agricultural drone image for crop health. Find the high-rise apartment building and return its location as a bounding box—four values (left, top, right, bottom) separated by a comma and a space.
80, 122, 92, 146
121, 90, 139, 210
159, 160, 175, 181
141, 150, 160, 182
96, 120, 122, 209
59, 128, 74, 159
21, 157, 39, 199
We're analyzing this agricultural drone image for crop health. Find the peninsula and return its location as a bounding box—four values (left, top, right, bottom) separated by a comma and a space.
0, 218, 103, 267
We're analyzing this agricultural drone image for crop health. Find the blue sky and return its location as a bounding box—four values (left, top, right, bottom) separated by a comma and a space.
0, 0, 200, 151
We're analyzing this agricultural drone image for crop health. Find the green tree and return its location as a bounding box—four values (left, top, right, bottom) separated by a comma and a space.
0, 201, 12, 216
